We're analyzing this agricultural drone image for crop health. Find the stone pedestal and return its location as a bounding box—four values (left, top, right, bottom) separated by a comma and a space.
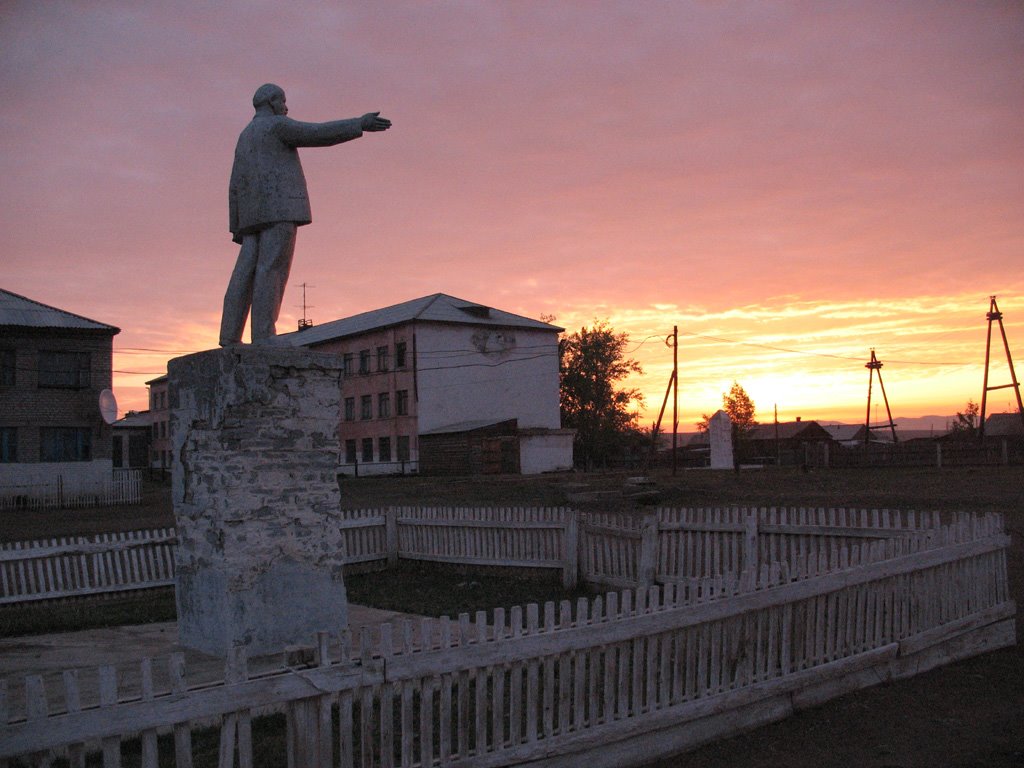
709, 409, 734, 470
168, 345, 347, 656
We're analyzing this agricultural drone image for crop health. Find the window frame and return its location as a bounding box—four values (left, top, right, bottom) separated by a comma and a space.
38, 350, 91, 389
40, 426, 92, 462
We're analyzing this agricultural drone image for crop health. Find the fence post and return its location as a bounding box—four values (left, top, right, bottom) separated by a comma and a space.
639, 513, 658, 587
562, 508, 579, 590
742, 511, 759, 573
385, 507, 399, 567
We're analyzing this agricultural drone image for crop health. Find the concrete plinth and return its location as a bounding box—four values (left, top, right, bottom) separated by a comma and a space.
168, 345, 347, 656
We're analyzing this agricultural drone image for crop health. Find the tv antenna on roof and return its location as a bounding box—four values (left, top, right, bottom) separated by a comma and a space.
295, 282, 315, 331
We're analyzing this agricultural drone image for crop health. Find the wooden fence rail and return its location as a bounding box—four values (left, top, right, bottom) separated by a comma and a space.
0, 512, 1013, 767
0, 529, 176, 605
1, 506, 1004, 607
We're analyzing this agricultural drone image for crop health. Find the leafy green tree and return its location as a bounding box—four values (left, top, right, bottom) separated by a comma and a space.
697, 381, 757, 434
949, 399, 979, 439
723, 381, 757, 434
559, 320, 644, 469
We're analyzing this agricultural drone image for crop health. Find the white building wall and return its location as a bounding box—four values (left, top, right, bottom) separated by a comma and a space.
519, 433, 575, 474
414, 324, 561, 433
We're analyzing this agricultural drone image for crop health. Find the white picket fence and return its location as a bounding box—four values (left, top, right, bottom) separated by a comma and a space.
0, 469, 142, 511
0, 529, 176, 605
0, 512, 1014, 767
0, 506, 1004, 606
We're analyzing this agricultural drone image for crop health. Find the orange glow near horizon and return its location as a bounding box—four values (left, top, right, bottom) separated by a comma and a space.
109, 290, 1024, 430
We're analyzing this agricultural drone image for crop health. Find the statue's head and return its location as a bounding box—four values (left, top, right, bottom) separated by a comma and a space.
252, 83, 287, 115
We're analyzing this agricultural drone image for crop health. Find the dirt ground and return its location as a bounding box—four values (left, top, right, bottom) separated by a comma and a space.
1, 466, 1021, 767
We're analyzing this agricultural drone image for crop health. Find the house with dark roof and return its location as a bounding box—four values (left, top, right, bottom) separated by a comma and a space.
983, 412, 1024, 438
0, 288, 121, 504
273, 293, 574, 475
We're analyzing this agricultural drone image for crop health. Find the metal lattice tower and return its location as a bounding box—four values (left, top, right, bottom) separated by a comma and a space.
979, 296, 1024, 440
864, 349, 898, 444
296, 282, 315, 331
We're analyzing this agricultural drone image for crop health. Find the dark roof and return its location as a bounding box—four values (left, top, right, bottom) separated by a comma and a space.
985, 412, 1024, 437
0, 288, 120, 334
273, 293, 562, 347
746, 421, 832, 441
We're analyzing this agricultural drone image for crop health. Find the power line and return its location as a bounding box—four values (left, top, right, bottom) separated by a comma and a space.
675, 330, 961, 367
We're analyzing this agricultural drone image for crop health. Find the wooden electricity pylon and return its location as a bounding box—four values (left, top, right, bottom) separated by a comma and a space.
864, 349, 898, 444
648, 326, 679, 475
979, 296, 1024, 440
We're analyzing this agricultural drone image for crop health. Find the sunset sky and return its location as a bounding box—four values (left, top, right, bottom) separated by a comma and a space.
2, 2, 1022, 429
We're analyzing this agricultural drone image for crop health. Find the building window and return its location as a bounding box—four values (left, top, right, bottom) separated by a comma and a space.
395, 342, 407, 369
345, 439, 357, 464
378, 392, 390, 418
358, 349, 371, 374
152, 423, 159, 439
40, 427, 91, 462
38, 351, 90, 389
343, 353, 354, 376
396, 389, 409, 416
344, 397, 355, 421
0, 427, 16, 462
361, 438, 373, 463
360, 395, 372, 420
0, 350, 14, 386
379, 437, 391, 462
397, 435, 410, 462
377, 346, 390, 372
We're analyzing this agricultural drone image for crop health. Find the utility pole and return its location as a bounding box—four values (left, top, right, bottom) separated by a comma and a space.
672, 325, 678, 475
774, 404, 780, 466
979, 296, 1024, 440
649, 326, 679, 475
864, 349, 898, 444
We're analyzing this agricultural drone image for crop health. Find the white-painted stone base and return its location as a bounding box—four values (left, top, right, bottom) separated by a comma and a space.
169, 345, 348, 656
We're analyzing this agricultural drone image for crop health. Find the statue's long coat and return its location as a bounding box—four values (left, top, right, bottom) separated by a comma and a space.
229, 115, 363, 243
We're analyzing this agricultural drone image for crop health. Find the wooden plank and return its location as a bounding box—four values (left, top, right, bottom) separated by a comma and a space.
432, 643, 900, 768
140, 658, 158, 768
99, 666, 122, 768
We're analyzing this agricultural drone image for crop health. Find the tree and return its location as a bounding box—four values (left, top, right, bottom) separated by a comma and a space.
697, 381, 758, 434
949, 399, 979, 439
559, 320, 644, 469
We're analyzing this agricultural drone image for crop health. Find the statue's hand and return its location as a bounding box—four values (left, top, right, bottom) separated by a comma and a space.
361, 112, 392, 132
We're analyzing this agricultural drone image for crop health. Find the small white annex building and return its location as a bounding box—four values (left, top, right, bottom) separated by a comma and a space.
274, 293, 574, 476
